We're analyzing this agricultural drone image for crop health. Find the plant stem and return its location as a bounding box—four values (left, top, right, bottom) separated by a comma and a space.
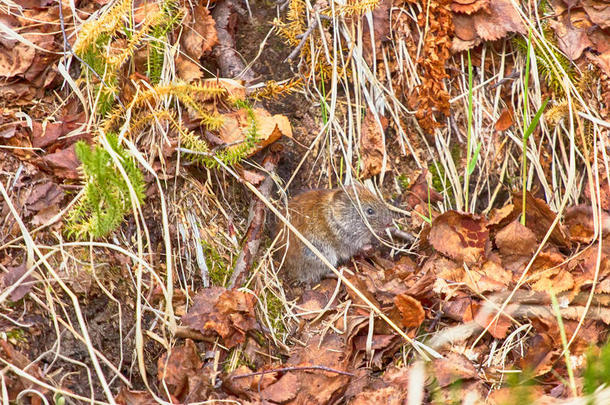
465, 50, 474, 212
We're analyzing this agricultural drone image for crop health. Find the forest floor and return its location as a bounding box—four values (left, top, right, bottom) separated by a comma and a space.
2, 0, 610, 404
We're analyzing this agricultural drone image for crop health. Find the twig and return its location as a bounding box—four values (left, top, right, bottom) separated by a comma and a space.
228, 145, 282, 288
212, 0, 257, 83
284, 14, 319, 63
230, 365, 355, 379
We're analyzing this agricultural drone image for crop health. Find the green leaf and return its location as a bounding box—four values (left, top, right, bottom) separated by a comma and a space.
467, 142, 481, 176
523, 99, 549, 142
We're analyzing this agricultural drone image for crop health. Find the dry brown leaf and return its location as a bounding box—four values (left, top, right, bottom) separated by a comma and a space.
115, 387, 157, 405
403, 170, 443, 210
451, 0, 489, 15
583, 0, 610, 29
38, 144, 81, 179
360, 110, 388, 179
519, 333, 555, 376
494, 107, 515, 131
432, 352, 477, 387
495, 219, 537, 256
350, 386, 405, 405
286, 334, 351, 404
512, 191, 571, 248
453, 13, 477, 41
157, 339, 202, 391
218, 108, 292, 158
181, 287, 259, 348
428, 211, 489, 265
262, 373, 300, 403
176, 56, 203, 82
181, 5, 218, 59
394, 294, 425, 328
474, 0, 526, 41
564, 205, 610, 243
474, 303, 515, 339
550, 11, 593, 60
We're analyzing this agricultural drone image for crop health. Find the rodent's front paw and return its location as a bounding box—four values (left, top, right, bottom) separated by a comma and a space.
360, 243, 375, 256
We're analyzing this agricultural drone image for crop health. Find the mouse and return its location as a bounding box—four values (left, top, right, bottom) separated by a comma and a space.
276, 185, 394, 286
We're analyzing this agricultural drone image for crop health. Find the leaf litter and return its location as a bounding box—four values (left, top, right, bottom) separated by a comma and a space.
1, 0, 610, 403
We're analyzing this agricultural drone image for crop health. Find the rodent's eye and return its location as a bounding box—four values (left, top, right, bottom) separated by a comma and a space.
366, 207, 375, 216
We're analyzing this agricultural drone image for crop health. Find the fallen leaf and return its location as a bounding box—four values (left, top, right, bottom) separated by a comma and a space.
218, 108, 292, 158
512, 191, 570, 248
432, 352, 477, 387
451, 0, 489, 15
474, 0, 526, 41
181, 287, 259, 348
583, 0, 610, 30
115, 387, 157, 405
38, 144, 81, 179
495, 219, 537, 257
262, 372, 300, 403
494, 107, 514, 131
428, 211, 489, 265
181, 5, 218, 59
360, 110, 388, 178
549, 11, 593, 60
25, 182, 64, 212
474, 302, 515, 339
394, 294, 425, 328
0, 263, 34, 301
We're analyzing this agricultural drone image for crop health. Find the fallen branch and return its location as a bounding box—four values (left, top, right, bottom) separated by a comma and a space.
212, 0, 257, 83
228, 144, 282, 288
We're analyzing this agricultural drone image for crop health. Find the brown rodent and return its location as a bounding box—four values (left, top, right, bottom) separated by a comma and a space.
277, 185, 394, 285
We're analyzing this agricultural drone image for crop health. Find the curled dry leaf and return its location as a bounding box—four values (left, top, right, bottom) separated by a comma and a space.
452, 0, 525, 51
38, 144, 82, 180
495, 220, 537, 257
529, 250, 573, 294
262, 372, 300, 403
428, 211, 489, 265
451, 0, 489, 15
360, 110, 388, 179
181, 287, 259, 348
115, 387, 157, 405
564, 205, 610, 243
219, 107, 293, 157
283, 334, 351, 405
176, 5, 218, 81
157, 339, 202, 395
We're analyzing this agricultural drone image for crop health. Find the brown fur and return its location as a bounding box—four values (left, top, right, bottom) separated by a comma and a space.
276, 185, 393, 285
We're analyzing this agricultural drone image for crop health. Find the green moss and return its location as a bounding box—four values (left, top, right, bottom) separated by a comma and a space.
584, 339, 610, 396
397, 174, 410, 190
202, 240, 233, 286
264, 291, 287, 336
512, 26, 575, 95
